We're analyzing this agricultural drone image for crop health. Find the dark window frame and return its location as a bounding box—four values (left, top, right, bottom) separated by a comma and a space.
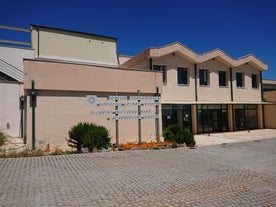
236, 72, 244, 88
153, 65, 167, 83
199, 69, 209, 86
251, 74, 258, 88
177, 67, 188, 85
218, 71, 227, 87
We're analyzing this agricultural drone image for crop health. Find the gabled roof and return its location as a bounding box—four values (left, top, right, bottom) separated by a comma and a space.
121, 42, 268, 71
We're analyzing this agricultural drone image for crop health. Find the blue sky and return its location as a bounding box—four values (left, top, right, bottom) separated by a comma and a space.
1, 0, 275, 79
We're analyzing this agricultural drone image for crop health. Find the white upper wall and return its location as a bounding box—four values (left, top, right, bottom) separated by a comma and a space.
31, 25, 118, 66
0, 46, 34, 71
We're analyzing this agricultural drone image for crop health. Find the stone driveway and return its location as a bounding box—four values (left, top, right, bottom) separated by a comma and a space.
0, 132, 275, 206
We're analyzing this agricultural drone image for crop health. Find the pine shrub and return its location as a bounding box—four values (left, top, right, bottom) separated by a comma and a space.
0, 131, 7, 146
67, 122, 111, 152
163, 125, 196, 147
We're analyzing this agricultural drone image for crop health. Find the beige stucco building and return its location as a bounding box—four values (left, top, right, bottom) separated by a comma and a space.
21, 25, 269, 149
121, 42, 267, 134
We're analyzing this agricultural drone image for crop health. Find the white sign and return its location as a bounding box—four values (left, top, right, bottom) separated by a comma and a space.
86, 95, 97, 106
88, 95, 159, 120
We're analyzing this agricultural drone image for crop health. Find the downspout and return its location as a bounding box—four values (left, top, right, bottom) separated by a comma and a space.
260, 71, 265, 128
230, 68, 233, 102
30, 80, 37, 150
230, 67, 235, 131
194, 64, 198, 133
149, 58, 153, 70
194, 64, 198, 101
19, 96, 24, 138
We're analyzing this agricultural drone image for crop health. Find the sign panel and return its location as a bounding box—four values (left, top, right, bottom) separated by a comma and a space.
86, 95, 97, 106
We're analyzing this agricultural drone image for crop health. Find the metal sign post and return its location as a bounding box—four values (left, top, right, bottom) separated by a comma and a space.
137, 90, 142, 144
115, 93, 119, 147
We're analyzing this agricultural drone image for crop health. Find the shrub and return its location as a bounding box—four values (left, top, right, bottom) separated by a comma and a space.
183, 130, 196, 147
67, 122, 91, 152
163, 125, 196, 147
163, 125, 182, 142
0, 131, 7, 146
67, 122, 111, 152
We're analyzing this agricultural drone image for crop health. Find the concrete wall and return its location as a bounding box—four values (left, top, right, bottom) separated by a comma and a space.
24, 59, 163, 149
232, 64, 262, 102
0, 82, 23, 137
24, 59, 163, 94
197, 59, 231, 102
154, 54, 196, 103
264, 91, 276, 128
31, 26, 118, 66
25, 91, 161, 149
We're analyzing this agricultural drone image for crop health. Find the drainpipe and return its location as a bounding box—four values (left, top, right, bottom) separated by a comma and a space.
30, 80, 37, 150
194, 64, 198, 101
230, 68, 235, 131
260, 71, 265, 128
19, 96, 24, 138
230, 68, 233, 101
149, 58, 153, 70
194, 64, 198, 133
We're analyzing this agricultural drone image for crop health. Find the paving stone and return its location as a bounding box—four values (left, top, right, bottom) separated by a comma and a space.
0, 138, 275, 206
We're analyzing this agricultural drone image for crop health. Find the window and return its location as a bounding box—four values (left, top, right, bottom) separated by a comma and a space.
219, 71, 227, 87
236, 72, 244, 88
177, 67, 188, 84
252, 74, 258, 88
199, 69, 208, 86
153, 65, 167, 83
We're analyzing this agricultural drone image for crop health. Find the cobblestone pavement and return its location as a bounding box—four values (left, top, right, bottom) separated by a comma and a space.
0, 138, 275, 206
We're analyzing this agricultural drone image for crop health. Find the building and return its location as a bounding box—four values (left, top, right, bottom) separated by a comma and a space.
262, 79, 276, 91
0, 25, 34, 137
262, 79, 276, 128
24, 25, 162, 148
121, 43, 267, 134
22, 25, 268, 149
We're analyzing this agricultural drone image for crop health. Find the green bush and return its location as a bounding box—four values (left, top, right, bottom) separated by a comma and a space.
67, 122, 90, 152
183, 130, 196, 147
0, 131, 7, 146
67, 122, 111, 152
163, 125, 196, 147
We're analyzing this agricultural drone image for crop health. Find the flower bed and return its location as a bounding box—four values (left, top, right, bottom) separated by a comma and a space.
119, 141, 173, 150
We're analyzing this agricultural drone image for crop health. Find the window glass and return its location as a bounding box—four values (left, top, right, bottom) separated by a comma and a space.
252, 74, 258, 88
177, 67, 188, 84
236, 72, 244, 87
199, 69, 208, 85
219, 71, 227, 86
153, 65, 167, 83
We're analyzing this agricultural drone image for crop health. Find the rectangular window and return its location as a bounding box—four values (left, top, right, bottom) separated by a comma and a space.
236, 72, 244, 88
219, 71, 227, 86
252, 74, 258, 88
199, 69, 208, 86
153, 65, 166, 83
177, 67, 188, 84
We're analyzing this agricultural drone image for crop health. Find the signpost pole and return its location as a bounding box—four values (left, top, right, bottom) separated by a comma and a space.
155, 87, 160, 142
115, 93, 119, 147
137, 90, 142, 144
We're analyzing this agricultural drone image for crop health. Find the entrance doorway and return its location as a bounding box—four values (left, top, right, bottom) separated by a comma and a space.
197, 104, 228, 133
234, 104, 258, 130
162, 104, 191, 131
235, 109, 246, 130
